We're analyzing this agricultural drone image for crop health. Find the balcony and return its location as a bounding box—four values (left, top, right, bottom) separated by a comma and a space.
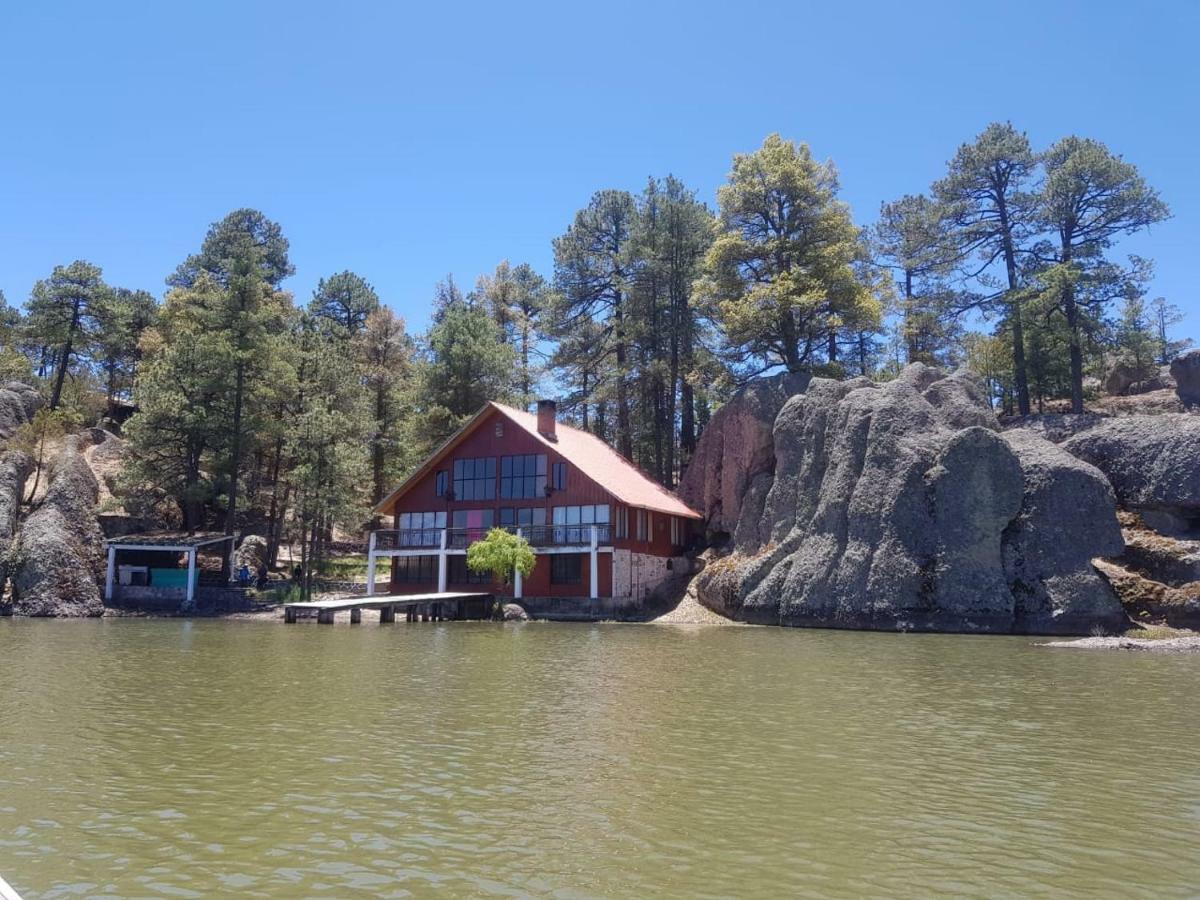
372, 524, 611, 552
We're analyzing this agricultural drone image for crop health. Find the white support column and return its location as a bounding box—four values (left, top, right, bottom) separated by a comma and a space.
104, 545, 116, 601
437, 527, 448, 593
366, 531, 377, 596
589, 525, 599, 600
514, 527, 523, 599
186, 549, 197, 606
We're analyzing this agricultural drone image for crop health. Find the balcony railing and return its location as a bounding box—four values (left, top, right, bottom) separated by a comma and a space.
372, 524, 611, 552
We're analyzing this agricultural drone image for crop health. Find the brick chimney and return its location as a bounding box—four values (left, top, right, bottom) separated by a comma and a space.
537, 399, 557, 441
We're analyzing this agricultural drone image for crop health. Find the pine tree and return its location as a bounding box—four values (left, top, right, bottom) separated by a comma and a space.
24, 260, 109, 410
1035, 136, 1169, 412
698, 134, 880, 376
309, 270, 380, 336
934, 123, 1038, 414
552, 190, 639, 458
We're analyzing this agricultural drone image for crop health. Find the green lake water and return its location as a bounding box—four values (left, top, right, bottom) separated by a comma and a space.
2, 619, 1199, 898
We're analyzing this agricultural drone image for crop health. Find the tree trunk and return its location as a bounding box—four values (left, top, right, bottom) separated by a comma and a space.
613, 292, 632, 460
223, 360, 246, 576
996, 194, 1031, 416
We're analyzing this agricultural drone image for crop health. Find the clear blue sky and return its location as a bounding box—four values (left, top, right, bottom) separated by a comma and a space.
1, 0, 1196, 343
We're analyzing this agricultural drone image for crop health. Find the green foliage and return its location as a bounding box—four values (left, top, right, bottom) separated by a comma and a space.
168, 208, 295, 289
1149, 297, 1189, 365
24, 259, 109, 410
699, 134, 882, 375
466, 527, 535, 585
309, 270, 380, 336
873, 194, 961, 366
356, 307, 416, 507
422, 300, 516, 420
474, 261, 552, 408
96, 287, 157, 411
11, 406, 81, 503
1036, 136, 1170, 411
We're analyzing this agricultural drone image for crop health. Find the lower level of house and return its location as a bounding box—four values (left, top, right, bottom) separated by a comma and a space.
371, 545, 689, 606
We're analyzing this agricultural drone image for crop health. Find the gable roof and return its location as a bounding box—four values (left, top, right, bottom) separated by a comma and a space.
375, 401, 703, 519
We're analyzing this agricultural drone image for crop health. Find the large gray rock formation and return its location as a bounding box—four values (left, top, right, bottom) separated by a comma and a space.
7, 432, 107, 616
1171, 349, 1200, 408
0, 449, 33, 594
0, 382, 42, 440
1063, 415, 1200, 536
678, 371, 809, 537
0, 450, 33, 543
1000, 431, 1126, 632
695, 365, 1127, 634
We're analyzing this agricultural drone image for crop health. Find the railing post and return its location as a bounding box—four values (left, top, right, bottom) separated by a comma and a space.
366, 531, 377, 597
589, 525, 599, 599
104, 545, 116, 602
437, 528, 448, 593
514, 527, 523, 599
186, 549, 197, 608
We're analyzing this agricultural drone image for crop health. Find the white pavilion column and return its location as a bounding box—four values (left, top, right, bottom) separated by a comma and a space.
514, 527, 523, 599
365, 531, 377, 596
589, 525, 599, 599
186, 549, 197, 606
104, 545, 116, 601
437, 527, 448, 593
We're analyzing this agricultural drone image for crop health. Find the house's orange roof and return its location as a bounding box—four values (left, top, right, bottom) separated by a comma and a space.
375, 401, 703, 519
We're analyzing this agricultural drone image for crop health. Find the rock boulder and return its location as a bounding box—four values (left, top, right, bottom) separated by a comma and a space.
1171, 349, 1200, 408
234, 534, 268, 571
694, 365, 1126, 634
1063, 415, 1200, 536
7, 432, 106, 616
678, 371, 809, 538
501, 602, 529, 621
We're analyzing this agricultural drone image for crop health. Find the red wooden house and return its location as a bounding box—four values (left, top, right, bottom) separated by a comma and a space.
369, 400, 702, 611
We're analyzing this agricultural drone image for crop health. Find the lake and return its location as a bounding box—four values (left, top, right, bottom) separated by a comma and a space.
2, 619, 1199, 898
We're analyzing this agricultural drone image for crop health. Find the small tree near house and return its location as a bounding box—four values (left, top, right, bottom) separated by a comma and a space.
466, 528, 535, 604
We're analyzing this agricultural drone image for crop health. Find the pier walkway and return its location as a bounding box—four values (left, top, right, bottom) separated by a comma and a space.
284, 591, 493, 624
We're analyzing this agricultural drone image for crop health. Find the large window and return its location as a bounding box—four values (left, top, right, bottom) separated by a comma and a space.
552, 505, 609, 526
453, 457, 496, 501
550, 554, 583, 585
501, 454, 547, 499
396, 511, 446, 546
499, 507, 547, 527
448, 555, 492, 585
394, 555, 437, 584
552, 505, 609, 543
451, 509, 495, 529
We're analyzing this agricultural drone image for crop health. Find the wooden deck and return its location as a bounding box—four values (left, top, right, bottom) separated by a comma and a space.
284, 591, 493, 624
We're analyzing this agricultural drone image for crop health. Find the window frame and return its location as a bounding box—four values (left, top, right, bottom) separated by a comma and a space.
550, 553, 583, 585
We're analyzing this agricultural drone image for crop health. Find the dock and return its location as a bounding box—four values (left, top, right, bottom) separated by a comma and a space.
283, 591, 493, 624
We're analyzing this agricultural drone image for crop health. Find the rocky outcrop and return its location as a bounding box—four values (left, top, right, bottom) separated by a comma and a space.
694, 365, 1126, 635
0, 449, 33, 593
1104, 362, 1167, 396
1000, 431, 1126, 633
6, 432, 107, 616
1171, 349, 1200, 408
1062, 415, 1200, 536
234, 534, 268, 571
678, 371, 809, 537
0, 382, 42, 440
